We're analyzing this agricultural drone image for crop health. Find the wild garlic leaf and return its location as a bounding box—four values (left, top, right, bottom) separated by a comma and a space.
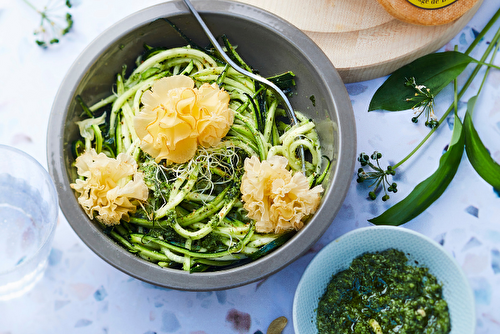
369, 51, 476, 112
464, 96, 500, 190
369, 113, 465, 226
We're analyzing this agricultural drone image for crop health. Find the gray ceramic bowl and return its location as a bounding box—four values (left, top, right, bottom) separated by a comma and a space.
47, 0, 356, 291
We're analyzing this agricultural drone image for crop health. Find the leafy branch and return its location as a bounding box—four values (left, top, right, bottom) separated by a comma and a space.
23, 0, 73, 48
359, 8, 500, 225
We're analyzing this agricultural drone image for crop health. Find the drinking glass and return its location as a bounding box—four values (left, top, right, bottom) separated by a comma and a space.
0, 145, 58, 300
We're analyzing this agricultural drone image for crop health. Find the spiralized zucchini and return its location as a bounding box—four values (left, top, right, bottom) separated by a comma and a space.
71, 32, 330, 272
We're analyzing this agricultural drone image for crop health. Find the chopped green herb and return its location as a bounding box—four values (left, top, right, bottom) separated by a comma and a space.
309, 95, 316, 107
317, 249, 450, 334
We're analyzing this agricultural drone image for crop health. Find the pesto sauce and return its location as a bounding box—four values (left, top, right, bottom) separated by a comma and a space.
316, 249, 451, 334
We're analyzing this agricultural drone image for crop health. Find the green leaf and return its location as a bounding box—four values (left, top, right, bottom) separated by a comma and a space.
369, 113, 465, 225
267, 71, 296, 90
369, 51, 476, 111
464, 96, 500, 190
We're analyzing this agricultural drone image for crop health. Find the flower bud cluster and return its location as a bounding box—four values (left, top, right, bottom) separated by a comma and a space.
357, 151, 397, 202
405, 77, 439, 129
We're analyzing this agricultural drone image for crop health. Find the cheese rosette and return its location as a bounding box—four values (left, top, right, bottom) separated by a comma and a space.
133, 75, 234, 164
240, 155, 323, 234
70, 149, 149, 226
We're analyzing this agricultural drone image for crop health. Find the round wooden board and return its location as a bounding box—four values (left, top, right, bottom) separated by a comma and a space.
234, 0, 483, 83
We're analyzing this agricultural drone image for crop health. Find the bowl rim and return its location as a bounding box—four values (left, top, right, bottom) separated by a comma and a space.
292, 225, 476, 334
46, 0, 357, 291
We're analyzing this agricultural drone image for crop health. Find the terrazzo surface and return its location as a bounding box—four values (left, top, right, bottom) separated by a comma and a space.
0, 0, 499, 333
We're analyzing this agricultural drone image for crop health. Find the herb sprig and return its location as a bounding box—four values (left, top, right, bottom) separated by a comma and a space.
23, 0, 73, 48
359, 8, 500, 225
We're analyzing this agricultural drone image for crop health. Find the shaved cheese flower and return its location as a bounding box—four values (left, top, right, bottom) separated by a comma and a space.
240, 155, 323, 234
133, 75, 234, 164
70, 149, 149, 226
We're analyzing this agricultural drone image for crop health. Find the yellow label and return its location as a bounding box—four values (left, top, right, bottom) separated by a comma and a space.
406, 0, 458, 9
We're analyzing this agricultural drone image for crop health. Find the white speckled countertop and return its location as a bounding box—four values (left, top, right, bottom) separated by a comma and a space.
0, 0, 499, 333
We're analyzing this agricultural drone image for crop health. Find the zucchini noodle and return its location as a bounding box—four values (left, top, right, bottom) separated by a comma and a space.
70, 33, 330, 273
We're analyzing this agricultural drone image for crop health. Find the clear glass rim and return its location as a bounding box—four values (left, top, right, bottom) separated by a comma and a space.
0, 144, 59, 275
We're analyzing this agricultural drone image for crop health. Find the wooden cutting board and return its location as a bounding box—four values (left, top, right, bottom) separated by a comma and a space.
235, 0, 483, 83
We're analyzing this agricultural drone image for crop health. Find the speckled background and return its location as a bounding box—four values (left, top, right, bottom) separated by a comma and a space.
0, 0, 499, 333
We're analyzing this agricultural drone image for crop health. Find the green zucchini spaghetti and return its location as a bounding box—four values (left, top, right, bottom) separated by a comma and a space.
69, 30, 329, 273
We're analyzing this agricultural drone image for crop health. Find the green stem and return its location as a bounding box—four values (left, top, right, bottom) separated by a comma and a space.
392, 128, 436, 169
392, 26, 500, 170
22, 0, 40, 13
465, 8, 500, 55
453, 45, 459, 117
454, 74, 458, 118
477, 41, 500, 99
109, 231, 136, 252
474, 60, 500, 71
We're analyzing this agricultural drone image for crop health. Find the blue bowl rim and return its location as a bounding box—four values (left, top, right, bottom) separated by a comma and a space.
292, 225, 476, 334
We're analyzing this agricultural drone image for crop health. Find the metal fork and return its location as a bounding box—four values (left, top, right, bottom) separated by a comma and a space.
182, 0, 305, 170
182, 0, 299, 126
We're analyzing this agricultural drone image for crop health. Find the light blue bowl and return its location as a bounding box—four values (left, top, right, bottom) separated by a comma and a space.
293, 226, 475, 334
